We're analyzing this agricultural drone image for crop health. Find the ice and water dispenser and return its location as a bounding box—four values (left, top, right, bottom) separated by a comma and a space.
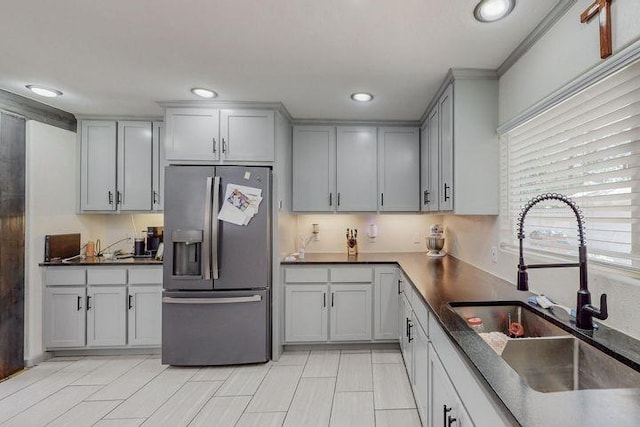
172, 230, 203, 277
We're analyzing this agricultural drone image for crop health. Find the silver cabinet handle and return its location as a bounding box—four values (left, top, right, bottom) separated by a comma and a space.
117, 191, 122, 205
162, 295, 261, 304
203, 177, 213, 280
211, 176, 221, 280
222, 138, 227, 153
213, 137, 217, 153
108, 191, 113, 205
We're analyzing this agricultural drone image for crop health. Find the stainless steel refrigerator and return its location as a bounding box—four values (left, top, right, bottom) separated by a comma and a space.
162, 165, 271, 366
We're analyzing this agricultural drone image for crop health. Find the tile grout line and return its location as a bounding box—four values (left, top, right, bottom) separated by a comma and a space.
327, 351, 341, 427
280, 352, 310, 426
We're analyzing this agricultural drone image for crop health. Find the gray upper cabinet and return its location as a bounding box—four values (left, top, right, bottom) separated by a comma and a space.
80, 121, 117, 211
164, 107, 276, 163
378, 127, 420, 212
439, 84, 454, 212
117, 121, 152, 211
292, 126, 335, 212
152, 121, 165, 211
336, 127, 377, 212
421, 70, 499, 215
165, 108, 220, 161
220, 109, 275, 162
79, 119, 159, 213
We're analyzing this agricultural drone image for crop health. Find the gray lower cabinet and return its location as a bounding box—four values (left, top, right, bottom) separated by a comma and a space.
283, 265, 395, 344
284, 284, 328, 342
429, 343, 472, 427
43, 266, 162, 350
378, 127, 420, 211
329, 284, 372, 341
413, 321, 429, 424
44, 287, 86, 348
128, 285, 162, 346
87, 285, 127, 347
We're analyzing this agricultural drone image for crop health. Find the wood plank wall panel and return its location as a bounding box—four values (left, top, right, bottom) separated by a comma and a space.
0, 113, 25, 379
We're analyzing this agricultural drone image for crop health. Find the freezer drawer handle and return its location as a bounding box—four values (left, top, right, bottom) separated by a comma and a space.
162, 295, 262, 304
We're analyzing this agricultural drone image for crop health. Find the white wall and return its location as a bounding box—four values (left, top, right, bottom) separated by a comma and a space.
499, 0, 640, 124
25, 121, 163, 363
446, 0, 640, 340
298, 214, 442, 254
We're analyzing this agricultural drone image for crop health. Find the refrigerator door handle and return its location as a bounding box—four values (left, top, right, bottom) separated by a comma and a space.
211, 176, 221, 279
162, 295, 262, 304
203, 177, 213, 280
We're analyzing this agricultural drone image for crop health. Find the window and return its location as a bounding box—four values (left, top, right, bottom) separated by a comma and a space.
500, 60, 640, 271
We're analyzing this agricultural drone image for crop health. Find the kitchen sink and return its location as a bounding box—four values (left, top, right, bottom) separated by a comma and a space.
448, 301, 640, 393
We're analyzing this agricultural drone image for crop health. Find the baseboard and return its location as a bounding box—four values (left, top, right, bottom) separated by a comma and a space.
283, 342, 400, 352
48, 348, 161, 358
24, 352, 51, 367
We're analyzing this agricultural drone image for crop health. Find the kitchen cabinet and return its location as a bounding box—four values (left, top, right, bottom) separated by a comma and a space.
292, 126, 377, 212
413, 321, 429, 424
43, 265, 163, 350
128, 285, 162, 346
164, 108, 275, 163
377, 127, 420, 211
374, 266, 399, 340
80, 120, 117, 211
399, 293, 413, 377
429, 343, 472, 427
422, 69, 499, 215
152, 121, 165, 211
87, 285, 127, 347
220, 109, 275, 161
79, 119, 156, 212
420, 121, 438, 212
292, 126, 335, 212
285, 284, 328, 342
284, 266, 396, 344
44, 287, 86, 348
329, 284, 372, 341
336, 127, 377, 211
164, 108, 220, 161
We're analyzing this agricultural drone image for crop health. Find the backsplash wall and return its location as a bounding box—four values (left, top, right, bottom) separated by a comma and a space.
295, 214, 442, 254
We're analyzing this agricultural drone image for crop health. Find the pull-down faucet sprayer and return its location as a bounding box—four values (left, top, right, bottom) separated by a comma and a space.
516, 193, 607, 331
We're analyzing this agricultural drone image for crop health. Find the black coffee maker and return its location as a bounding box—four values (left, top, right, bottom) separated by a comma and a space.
146, 226, 164, 256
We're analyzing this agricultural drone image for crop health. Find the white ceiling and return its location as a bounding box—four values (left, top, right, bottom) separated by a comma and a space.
0, 0, 557, 121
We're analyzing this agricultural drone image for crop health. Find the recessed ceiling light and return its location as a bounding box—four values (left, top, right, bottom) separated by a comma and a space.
190, 88, 218, 99
474, 0, 516, 23
351, 92, 374, 102
25, 85, 63, 98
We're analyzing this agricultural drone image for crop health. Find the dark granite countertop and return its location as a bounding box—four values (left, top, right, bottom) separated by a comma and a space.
283, 252, 640, 426
40, 256, 162, 267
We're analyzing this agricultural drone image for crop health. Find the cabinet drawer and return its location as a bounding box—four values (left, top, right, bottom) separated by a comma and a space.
45, 268, 86, 286
285, 268, 328, 283
128, 267, 163, 284
412, 296, 429, 333
330, 267, 373, 283
87, 268, 127, 285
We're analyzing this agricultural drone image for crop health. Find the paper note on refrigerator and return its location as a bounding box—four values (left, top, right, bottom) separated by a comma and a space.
217, 184, 263, 226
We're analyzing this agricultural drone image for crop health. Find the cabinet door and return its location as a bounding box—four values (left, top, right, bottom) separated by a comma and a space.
336, 126, 377, 211
430, 343, 471, 427
292, 126, 336, 212
330, 284, 372, 341
152, 121, 165, 211
374, 267, 398, 340
220, 109, 275, 161
285, 285, 328, 342
413, 323, 429, 425
87, 286, 127, 347
165, 108, 219, 161
80, 120, 117, 211
44, 287, 86, 348
399, 294, 413, 381
428, 107, 441, 211
117, 121, 152, 211
378, 127, 420, 211
420, 123, 430, 212
439, 84, 454, 211
128, 285, 162, 346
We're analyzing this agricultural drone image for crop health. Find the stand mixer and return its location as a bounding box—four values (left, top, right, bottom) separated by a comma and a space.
426, 224, 446, 257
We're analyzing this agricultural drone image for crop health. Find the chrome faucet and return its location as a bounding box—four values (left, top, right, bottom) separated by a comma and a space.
516, 193, 608, 331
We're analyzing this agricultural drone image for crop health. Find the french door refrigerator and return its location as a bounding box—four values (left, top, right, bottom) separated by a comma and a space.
162, 165, 271, 366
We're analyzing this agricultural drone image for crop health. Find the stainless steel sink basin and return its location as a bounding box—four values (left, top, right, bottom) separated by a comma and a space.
450, 302, 569, 338
449, 302, 640, 393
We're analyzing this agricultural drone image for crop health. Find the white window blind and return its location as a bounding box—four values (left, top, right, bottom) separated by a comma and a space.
500, 60, 640, 270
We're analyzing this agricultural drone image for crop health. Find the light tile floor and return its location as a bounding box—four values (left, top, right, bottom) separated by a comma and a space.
0, 349, 421, 427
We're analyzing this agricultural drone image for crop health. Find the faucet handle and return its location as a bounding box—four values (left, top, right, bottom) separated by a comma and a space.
585, 293, 608, 321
